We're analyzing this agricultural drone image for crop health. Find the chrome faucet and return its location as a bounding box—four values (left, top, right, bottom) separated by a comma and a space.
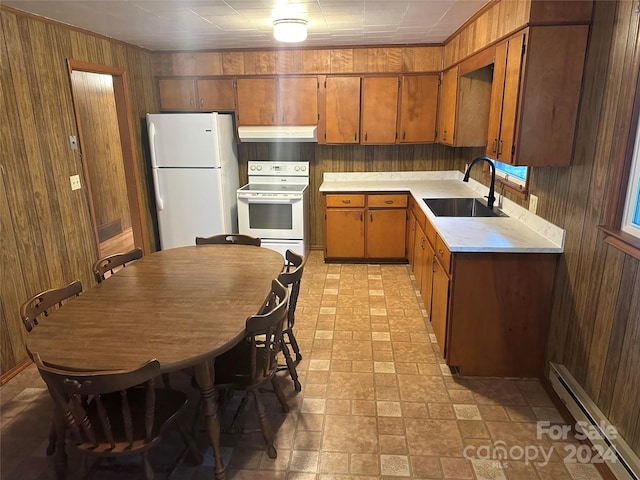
463, 156, 496, 209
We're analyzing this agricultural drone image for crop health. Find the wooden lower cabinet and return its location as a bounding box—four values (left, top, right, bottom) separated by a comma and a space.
323, 192, 407, 261
412, 212, 557, 377
444, 253, 557, 377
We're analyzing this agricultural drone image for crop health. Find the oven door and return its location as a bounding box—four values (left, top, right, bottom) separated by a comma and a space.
237, 194, 304, 240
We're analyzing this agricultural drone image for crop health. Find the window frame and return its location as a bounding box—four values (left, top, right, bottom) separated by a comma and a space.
598, 39, 640, 260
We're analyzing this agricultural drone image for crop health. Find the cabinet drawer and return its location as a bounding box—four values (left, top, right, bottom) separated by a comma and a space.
325, 194, 366, 208
368, 194, 408, 208
435, 235, 452, 274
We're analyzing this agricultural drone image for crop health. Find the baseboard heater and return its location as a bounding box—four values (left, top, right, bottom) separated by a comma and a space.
549, 363, 640, 480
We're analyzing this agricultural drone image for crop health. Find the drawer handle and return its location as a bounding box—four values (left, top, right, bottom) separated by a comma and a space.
384, 200, 393, 204
342, 199, 351, 204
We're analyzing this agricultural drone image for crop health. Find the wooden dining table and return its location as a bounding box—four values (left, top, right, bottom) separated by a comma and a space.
26, 244, 285, 480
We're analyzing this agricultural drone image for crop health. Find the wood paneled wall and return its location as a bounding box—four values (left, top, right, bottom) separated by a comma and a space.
443, 0, 593, 68
151, 46, 443, 76
0, 7, 159, 375
533, 1, 640, 452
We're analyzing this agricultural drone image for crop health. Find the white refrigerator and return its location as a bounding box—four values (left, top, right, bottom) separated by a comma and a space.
146, 112, 239, 250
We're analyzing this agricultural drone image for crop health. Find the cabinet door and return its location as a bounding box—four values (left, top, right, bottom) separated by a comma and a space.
236, 77, 277, 125
278, 76, 318, 125
399, 75, 438, 143
325, 209, 365, 258
324, 76, 361, 143
420, 240, 435, 319
431, 258, 449, 357
486, 42, 507, 158
197, 79, 235, 111
497, 33, 525, 164
366, 209, 406, 258
361, 76, 398, 144
413, 225, 427, 292
406, 210, 417, 269
158, 79, 196, 111
437, 66, 458, 145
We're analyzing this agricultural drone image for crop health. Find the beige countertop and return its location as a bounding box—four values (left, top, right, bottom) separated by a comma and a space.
319, 171, 565, 254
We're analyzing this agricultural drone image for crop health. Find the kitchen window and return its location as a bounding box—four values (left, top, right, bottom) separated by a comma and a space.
621, 121, 640, 239
493, 160, 528, 190
599, 38, 640, 259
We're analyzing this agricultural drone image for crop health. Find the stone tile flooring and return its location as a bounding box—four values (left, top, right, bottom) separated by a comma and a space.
1, 251, 606, 479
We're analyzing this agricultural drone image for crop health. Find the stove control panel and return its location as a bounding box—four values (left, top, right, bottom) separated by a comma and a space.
248, 161, 309, 176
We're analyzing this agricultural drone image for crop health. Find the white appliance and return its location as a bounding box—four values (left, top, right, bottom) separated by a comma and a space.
146, 112, 239, 250
237, 161, 309, 257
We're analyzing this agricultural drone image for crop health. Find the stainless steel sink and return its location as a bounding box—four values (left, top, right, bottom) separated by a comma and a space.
423, 198, 507, 217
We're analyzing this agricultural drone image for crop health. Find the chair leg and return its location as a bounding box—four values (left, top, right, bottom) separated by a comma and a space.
281, 342, 302, 392
271, 376, 290, 413
287, 330, 302, 363
177, 422, 203, 466
141, 451, 154, 480
251, 390, 277, 459
46, 418, 57, 456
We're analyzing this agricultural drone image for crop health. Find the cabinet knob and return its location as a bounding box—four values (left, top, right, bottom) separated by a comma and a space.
438, 249, 444, 255
365, 132, 368, 141
370, 213, 373, 222
354, 132, 357, 141
200, 98, 204, 107
402, 131, 406, 140
498, 140, 503, 155
492, 139, 498, 153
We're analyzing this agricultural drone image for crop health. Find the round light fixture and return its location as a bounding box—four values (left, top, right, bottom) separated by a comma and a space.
273, 18, 308, 43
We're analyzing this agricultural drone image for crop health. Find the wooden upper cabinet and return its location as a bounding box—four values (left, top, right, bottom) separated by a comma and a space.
196, 79, 235, 111
486, 25, 589, 166
158, 79, 197, 111
398, 74, 438, 143
437, 67, 458, 146
277, 76, 318, 125
159, 78, 235, 111
437, 61, 492, 148
236, 77, 277, 125
323, 76, 361, 144
361, 76, 399, 144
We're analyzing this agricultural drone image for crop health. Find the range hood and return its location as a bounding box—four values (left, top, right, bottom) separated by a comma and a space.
237, 125, 318, 143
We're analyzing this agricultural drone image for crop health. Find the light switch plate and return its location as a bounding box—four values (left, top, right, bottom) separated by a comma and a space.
70, 175, 81, 191
529, 194, 538, 214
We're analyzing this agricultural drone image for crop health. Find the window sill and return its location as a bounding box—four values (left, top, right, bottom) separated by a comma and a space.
597, 225, 640, 261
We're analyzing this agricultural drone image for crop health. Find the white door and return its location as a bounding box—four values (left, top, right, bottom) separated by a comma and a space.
147, 113, 221, 168
154, 168, 225, 249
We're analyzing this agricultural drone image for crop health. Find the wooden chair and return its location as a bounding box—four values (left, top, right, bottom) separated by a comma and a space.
33, 353, 201, 480
195, 234, 261, 246
93, 247, 143, 283
277, 250, 305, 391
213, 279, 289, 459
20, 280, 83, 334
21, 280, 84, 456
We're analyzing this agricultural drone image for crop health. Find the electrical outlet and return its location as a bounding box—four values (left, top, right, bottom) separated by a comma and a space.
70, 175, 81, 191
529, 194, 538, 214
69, 135, 78, 151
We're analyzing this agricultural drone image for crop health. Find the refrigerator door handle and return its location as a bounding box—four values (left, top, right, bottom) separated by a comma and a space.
153, 168, 164, 211
149, 121, 158, 168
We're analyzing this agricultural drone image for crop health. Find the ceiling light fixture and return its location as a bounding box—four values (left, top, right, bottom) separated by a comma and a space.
273, 18, 308, 43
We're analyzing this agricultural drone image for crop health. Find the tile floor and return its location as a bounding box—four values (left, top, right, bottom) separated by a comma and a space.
1, 251, 606, 480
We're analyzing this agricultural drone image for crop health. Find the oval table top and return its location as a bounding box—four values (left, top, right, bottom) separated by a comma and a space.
26, 245, 285, 372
